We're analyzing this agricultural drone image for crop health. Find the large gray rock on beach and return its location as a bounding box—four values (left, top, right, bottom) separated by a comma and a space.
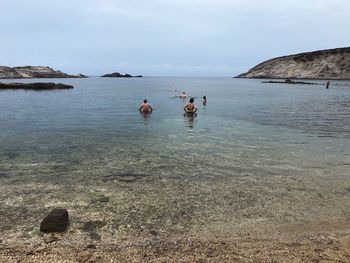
237, 47, 350, 80
40, 209, 69, 233
0, 66, 87, 79
0, 82, 73, 90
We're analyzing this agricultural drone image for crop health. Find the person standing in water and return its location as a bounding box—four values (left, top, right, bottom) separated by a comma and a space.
326, 81, 330, 89
184, 98, 197, 113
139, 99, 153, 112
202, 96, 207, 105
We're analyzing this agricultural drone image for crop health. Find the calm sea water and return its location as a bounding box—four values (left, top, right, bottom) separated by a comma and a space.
1, 77, 349, 169
0, 77, 349, 242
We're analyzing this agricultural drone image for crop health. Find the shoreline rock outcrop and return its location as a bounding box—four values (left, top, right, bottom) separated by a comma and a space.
262, 79, 319, 85
0, 66, 87, 79
0, 82, 74, 90
236, 47, 350, 80
101, 72, 143, 78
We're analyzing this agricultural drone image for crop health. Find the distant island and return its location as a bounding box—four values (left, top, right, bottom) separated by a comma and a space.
0, 82, 73, 90
236, 47, 350, 80
0, 66, 87, 79
101, 72, 143, 78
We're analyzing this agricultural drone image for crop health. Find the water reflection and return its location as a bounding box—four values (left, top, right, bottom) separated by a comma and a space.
184, 112, 197, 128
140, 111, 152, 125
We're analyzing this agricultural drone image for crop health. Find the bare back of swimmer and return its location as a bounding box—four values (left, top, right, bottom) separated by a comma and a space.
139, 99, 153, 112
184, 98, 197, 113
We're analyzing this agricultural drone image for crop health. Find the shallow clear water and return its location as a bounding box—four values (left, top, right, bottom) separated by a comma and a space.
0, 77, 349, 243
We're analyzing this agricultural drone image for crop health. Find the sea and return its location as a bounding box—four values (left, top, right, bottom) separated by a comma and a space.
0, 77, 349, 244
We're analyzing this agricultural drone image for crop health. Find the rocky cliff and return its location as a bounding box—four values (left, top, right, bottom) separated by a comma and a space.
237, 47, 350, 79
0, 66, 87, 79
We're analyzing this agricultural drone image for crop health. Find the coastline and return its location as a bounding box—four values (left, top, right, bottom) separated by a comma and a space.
1, 222, 349, 262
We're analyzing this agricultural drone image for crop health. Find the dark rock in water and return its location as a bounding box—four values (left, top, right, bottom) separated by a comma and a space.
40, 209, 69, 233
95, 196, 110, 203
100, 72, 143, 78
0, 82, 73, 90
0, 172, 9, 178
103, 172, 148, 183
118, 175, 137, 182
262, 79, 319, 85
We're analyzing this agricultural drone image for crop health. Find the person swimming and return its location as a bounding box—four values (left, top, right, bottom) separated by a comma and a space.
179, 92, 187, 99
184, 98, 197, 113
139, 99, 153, 112
202, 96, 207, 105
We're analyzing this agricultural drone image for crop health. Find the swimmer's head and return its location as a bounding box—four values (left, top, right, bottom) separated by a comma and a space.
144, 99, 147, 103
190, 98, 194, 103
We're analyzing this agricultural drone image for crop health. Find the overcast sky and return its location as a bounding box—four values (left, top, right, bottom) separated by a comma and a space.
1, 0, 349, 76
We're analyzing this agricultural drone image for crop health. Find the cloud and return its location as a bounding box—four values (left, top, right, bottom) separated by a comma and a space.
0, 0, 349, 75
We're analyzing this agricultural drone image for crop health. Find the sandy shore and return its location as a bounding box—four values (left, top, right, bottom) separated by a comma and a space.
1, 154, 350, 262
1, 221, 350, 262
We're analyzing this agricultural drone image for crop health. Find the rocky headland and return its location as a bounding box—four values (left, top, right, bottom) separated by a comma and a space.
101, 72, 143, 78
0, 82, 74, 90
0, 66, 87, 79
237, 47, 350, 79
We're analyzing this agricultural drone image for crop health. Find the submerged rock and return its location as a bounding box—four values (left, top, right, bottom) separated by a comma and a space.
82, 220, 107, 240
0, 82, 73, 90
40, 209, 69, 233
93, 196, 110, 203
118, 175, 137, 182
0, 172, 9, 178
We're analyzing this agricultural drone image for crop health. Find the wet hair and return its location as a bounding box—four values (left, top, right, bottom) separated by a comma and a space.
203, 96, 206, 100
190, 98, 194, 103
144, 99, 147, 103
